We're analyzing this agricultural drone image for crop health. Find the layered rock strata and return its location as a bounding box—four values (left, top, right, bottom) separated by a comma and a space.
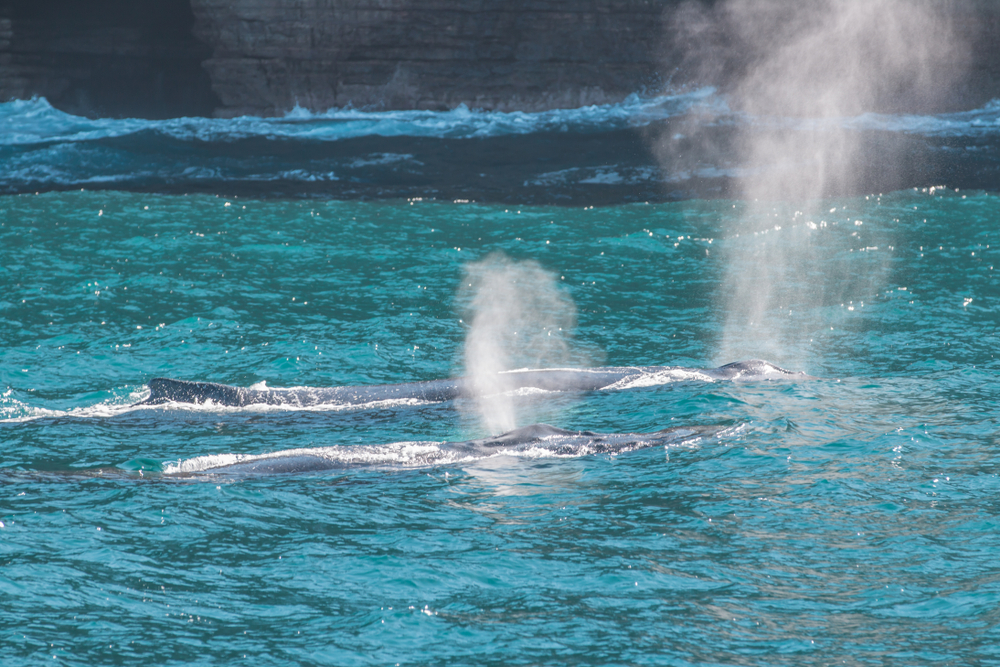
190, 0, 670, 117
1, 0, 1000, 118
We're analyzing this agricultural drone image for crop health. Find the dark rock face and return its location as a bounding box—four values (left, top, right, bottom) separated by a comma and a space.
190, 0, 671, 117
1, 0, 1000, 119
0, 0, 219, 118
0, 0, 675, 118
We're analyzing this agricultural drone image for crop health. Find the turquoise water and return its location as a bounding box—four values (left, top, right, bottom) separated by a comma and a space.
2, 188, 1000, 664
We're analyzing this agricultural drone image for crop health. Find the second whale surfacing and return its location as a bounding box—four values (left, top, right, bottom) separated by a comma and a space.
137, 359, 812, 409
164, 422, 729, 477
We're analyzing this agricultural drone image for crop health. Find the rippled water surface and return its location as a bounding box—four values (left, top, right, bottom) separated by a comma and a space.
5, 95, 1000, 203
2, 189, 999, 665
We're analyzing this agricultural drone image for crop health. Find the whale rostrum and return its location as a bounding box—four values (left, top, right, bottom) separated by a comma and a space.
136, 359, 812, 408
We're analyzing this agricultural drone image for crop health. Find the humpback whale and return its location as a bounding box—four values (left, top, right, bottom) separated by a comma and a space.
1, 423, 734, 481
165, 422, 724, 477
136, 359, 811, 408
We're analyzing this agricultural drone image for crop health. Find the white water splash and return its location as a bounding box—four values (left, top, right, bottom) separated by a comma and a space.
163, 441, 455, 475
0, 387, 433, 423
0, 89, 721, 146
604, 368, 716, 390
163, 424, 734, 476
0, 387, 147, 423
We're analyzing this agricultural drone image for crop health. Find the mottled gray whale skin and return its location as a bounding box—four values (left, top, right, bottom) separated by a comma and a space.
136, 359, 811, 408
170, 422, 720, 477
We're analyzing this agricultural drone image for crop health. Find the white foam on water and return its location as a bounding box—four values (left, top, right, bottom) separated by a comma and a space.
164, 441, 455, 475
0, 388, 149, 423
146, 396, 434, 414
0, 89, 723, 146
9, 90, 1000, 147
605, 368, 717, 390
527, 165, 659, 187
0, 388, 435, 423
845, 100, 1000, 137
506, 444, 594, 460
163, 425, 726, 476
579, 170, 625, 185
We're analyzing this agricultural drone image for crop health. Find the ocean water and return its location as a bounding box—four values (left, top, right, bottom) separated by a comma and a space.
2, 96, 1000, 665
4, 93, 1000, 203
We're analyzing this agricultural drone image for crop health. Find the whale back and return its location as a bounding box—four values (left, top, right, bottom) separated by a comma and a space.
166, 422, 720, 477
145, 378, 259, 406
704, 359, 814, 380
137, 360, 813, 409
140, 376, 464, 407
476, 423, 590, 447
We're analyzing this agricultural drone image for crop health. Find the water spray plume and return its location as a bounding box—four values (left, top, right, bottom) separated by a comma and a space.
664, 0, 969, 366
459, 253, 579, 434
724, 0, 966, 201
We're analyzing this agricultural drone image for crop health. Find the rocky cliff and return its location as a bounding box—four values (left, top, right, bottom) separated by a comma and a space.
190, 0, 670, 117
1, 0, 999, 118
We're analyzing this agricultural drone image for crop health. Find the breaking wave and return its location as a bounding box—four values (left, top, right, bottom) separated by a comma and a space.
0, 90, 721, 146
